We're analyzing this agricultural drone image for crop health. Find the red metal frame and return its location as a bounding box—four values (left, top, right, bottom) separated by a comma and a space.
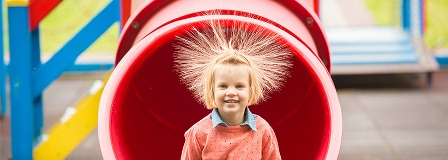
29, 0, 62, 30
314, 0, 320, 16
120, 0, 131, 28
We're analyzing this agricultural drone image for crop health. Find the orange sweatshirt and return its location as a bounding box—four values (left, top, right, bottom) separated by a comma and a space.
181, 114, 281, 160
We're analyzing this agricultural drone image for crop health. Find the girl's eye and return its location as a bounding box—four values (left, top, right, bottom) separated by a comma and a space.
219, 84, 227, 88
236, 85, 244, 88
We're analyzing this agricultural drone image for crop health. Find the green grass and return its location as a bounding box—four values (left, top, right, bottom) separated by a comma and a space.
424, 0, 448, 49
40, 0, 118, 54
364, 0, 400, 25
364, 0, 448, 49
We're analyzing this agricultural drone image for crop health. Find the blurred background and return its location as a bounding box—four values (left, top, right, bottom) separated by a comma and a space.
1, 0, 447, 159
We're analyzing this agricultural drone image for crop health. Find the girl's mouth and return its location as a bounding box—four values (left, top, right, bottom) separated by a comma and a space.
224, 100, 239, 103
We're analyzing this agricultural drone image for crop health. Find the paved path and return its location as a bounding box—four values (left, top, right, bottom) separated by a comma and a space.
333, 70, 448, 159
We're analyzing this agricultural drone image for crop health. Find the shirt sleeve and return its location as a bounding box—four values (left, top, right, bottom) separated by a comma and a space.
181, 126, 203, 160
262, 126, 282, 160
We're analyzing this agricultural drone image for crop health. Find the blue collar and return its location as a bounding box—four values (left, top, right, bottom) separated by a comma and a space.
211, 107, 257, 131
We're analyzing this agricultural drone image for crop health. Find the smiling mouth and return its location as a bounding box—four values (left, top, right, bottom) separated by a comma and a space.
224, 100, 239, 103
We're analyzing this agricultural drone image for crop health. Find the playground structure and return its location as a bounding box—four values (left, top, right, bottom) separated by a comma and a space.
5, 0, 118, 159
327, 0, 439, 75
1, 0, 445, 159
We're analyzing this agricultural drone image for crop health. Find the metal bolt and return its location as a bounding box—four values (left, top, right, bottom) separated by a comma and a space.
322, 59, 328, 66
131, 21, 140, 29
306, 17, 314, 25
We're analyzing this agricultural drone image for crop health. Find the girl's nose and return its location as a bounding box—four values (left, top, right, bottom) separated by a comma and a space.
226, 88, 237, 96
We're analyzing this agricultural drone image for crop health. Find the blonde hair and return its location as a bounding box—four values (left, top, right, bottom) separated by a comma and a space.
174, 16, 292, 109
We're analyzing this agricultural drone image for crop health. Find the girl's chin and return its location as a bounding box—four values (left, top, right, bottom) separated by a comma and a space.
220, 106, 244, 113
223, 104, 240, 108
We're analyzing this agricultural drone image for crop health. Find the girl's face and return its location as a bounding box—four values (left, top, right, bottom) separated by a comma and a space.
214, 67, 250, 118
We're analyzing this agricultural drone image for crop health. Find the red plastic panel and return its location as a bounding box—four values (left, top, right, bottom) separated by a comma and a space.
115, 0, 330, 71
99, 16, 341, 159
122, 0, 320, 24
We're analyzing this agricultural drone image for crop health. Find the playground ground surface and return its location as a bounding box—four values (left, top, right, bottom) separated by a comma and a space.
1, 68, 447, 159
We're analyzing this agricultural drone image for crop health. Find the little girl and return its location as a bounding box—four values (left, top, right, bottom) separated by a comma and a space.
174, 18, 292, 160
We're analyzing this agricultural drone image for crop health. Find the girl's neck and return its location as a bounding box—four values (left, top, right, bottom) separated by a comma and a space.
218, 109, 246, 126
